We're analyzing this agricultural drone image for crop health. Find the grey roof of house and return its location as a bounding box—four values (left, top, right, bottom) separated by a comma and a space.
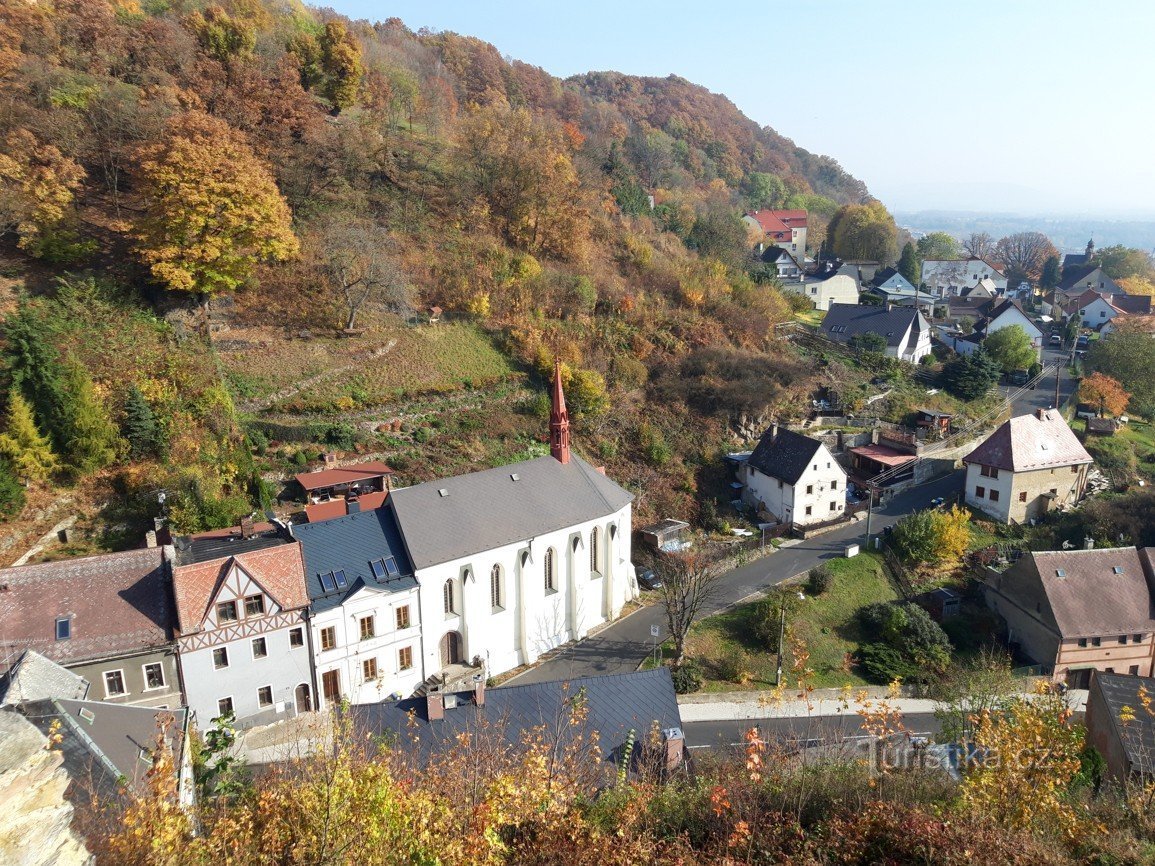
964, 409, 1092, 473
291, 504, 417, 613
873, 267, 916, 292
173, 528, 289, 566
761, 246, 799, 266
747, 427, 825, 486
0, 650, 89, 707
348, 668, 682, 764
1091, 672, 1155, 773
389, 455, 633, 570
21, 698, 187, 795
820, 304, 921, 348
1062, 252, 1090, 270
990, 547, 1155, 639
1059, 265, 1118, 292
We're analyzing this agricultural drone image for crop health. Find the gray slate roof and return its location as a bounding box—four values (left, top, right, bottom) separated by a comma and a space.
1091, 672, 1155, 773
390, 455, 633, 570
292, 504, 417, 613
0, 650, 89, 707
821, 304, 922, 349
747, 427, 824, 486
349, 668, 681, 764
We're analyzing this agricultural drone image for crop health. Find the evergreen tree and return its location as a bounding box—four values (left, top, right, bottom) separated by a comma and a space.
0, 459, 24, 520
898, 242, 921, 286
942, 348, 1002, 400
0, 390, 57, 482
1040, 255, 1061, 289
62, 363, 120, 473
121, 386, 162, 459
2, 306, 71, 454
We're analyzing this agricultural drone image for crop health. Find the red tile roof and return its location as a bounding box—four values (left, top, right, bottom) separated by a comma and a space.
304, 490, 389, 523
964, 409, 1092, 473
171, 543, 308, 635
295, 461, 394, 491
745, 209, 808, 235
0, 548, 172, 670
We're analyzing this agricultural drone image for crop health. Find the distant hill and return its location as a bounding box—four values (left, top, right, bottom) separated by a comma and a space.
897, 211, 1155, 253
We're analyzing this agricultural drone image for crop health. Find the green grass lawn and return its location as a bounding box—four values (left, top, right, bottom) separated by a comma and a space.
794, 308, 826, 328
677, 553, 898, 691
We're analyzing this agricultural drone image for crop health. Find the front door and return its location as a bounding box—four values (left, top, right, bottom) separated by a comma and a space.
440, 631, 462, 667
295, 683, 312, 714
321, 670, 341, 707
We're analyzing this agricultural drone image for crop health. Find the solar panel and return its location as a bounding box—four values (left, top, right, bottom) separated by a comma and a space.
333, 569, 348, 588
370, 559, 386, 580
319, 572, 336, 592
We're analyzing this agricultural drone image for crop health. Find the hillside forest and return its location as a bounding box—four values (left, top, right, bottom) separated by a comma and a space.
0, 0, 892, 551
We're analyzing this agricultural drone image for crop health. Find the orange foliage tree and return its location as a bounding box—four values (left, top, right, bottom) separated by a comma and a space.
1079, 371, 1131, 417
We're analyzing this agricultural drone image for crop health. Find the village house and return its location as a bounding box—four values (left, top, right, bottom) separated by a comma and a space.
296, 459, 394, 523
963, 408, 1093, 523
738, 424, 848, 528
984, 547, 1155, 688
1076, 289, 1153, 329
0, 548, 183, 711
758, 245, 803, 280
1061, 239, 1096, 273
171, 537, 314, 727
872, 266, 917, 294
921, 258, 1007, 296
742, 209, 807, 260
292, 504, 425, 708
1059, 264, 1121, 297
1085, 671, 1155, 782
387, 364, 637, 683
943, 298, 1043, 357
821, 303, 933, 363
793, 262, 859, 311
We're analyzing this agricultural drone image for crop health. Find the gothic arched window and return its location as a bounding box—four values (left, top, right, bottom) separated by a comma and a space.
590, 526, 601, 576
443, 579, 455, 615
490, 564, 503, 611
544, 548, 557, 593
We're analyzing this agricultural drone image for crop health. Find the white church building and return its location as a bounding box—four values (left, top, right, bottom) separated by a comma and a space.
388, 364, 638, 681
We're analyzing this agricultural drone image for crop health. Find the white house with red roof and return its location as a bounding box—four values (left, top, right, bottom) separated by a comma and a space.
1076, 289, 1153, 329
171, 541, 314, 727
743, 209, 807, 262
963, 408, 1093, 523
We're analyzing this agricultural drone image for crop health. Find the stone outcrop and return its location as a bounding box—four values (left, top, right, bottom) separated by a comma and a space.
0, 711, 91, 866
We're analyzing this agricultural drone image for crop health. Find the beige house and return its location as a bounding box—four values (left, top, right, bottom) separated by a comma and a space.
985, 547, 1155, 687
963, 409, 1093, 523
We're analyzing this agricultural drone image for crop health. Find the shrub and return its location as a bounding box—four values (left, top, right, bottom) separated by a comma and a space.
715, 647, 750, 683
0, 459, 26, 520
670, 660, 703, 694
858, 642, 920, 682
858, 601, 951, 683
807, 565, 833, 595
751, 589, 800, 653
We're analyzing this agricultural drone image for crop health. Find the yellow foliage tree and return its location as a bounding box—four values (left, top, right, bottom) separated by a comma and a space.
0, 129, 85, 251
0, 390, 57, 483
959, 683, 1085, 837
1117, 276, 1155, 297
133, 111, 298, 295
1079, 371, 1131, 417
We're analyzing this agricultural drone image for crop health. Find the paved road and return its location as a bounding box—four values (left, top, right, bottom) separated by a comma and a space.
1004, 345, 1075, 416
683, 713, 940, 751
504, 471, 965, 686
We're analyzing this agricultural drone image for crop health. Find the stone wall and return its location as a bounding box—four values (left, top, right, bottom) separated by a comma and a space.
0, 711, 91, 866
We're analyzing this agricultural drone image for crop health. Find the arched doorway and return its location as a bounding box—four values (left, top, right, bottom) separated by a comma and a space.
294, 683, 312, 714
440, 631, 463, 667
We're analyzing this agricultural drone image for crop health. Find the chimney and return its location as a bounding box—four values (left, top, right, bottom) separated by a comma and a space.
1084, 537, 1095, 550
427, 691, 444, 721
474, 679, 486, 707
144, 530, 158, 548
886, 303, 893, 313
346, 495, 361, 515
1035, 408, 1047, 421
240, 516, 255, 539
323, 452, 338, 467
662, 727, 685, 773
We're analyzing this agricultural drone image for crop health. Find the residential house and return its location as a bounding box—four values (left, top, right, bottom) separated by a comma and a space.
1076, 289, 1152, 329
739, 424, 848, 527
963, 408, 1093, 523
349, 668, 686, 774
296, 459, 394, 523
840, 260, 882, 284
171, 539, 314, 727
1086, 671, 1155, 782
959, 277, 999, 299
821, 304, 933, 363
742, 209, 807, 261
292, 504, 425, 708
984, 547, 1155, 688
1059, 265, 1120, 297
0, 548, 183, 710
921, 258, 1007, 296
866, 284, 938, 316
915, 409, 953, 438
388, 364, 637, 682
942, 298, 1042, 358
794, 263, 860, 311
873, 267, 916, 294
758, 245, 803, 280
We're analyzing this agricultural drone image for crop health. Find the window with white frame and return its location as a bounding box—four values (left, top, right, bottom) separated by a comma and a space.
103, 670, 127, 697
252, 637, 268, 659
257, 686, 273, 707
143, 662, 165, 690
289, 627, 304, 648
213, 647, 229, 669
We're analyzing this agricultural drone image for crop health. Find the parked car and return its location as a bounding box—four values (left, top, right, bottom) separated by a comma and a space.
1049, 334, 1062, 346
1076, 335, 1090, 349
636, 567, 662, 590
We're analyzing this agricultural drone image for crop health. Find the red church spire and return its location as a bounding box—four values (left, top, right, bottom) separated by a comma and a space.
549, 359, 570, 464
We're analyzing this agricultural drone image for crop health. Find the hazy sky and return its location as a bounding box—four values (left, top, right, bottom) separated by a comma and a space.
330, 1, 1155, 217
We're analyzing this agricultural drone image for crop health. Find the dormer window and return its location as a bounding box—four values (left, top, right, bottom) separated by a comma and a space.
55, 617, 71, 641
216, 601, 238, 623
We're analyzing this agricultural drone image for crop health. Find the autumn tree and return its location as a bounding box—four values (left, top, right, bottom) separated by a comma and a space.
186, 5, 255, 66
983, 324, 1037, 372
916, 231, 961, 261
61, 363, 120, 474
1092, 244, 1155, 281
319, 20, 364, 112
1079, 372, 1131, 417
0, 390, 58, 483
889, 505, 970, 567
0, 130, 85, 253
740, 171, 786, 210
134, 111, 299, 296
993, 231, 1057, 286
963, 231, 995, 260
1086, 322, 1155, 417
897, 242, 920, 286
930, 647, 1017, 744
654, 551, 724, 667
1117, 276, 1155, 297
321, 220, 412, 330
828, 200, 899, 264
457, 103, 588, 261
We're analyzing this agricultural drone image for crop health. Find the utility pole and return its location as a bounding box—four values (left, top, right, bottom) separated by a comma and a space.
774, 600, 787, 686
863, 482, 875, 549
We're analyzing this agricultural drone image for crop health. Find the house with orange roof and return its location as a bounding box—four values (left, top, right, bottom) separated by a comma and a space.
743, 209, 807, 262
171, 539, 314, 727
